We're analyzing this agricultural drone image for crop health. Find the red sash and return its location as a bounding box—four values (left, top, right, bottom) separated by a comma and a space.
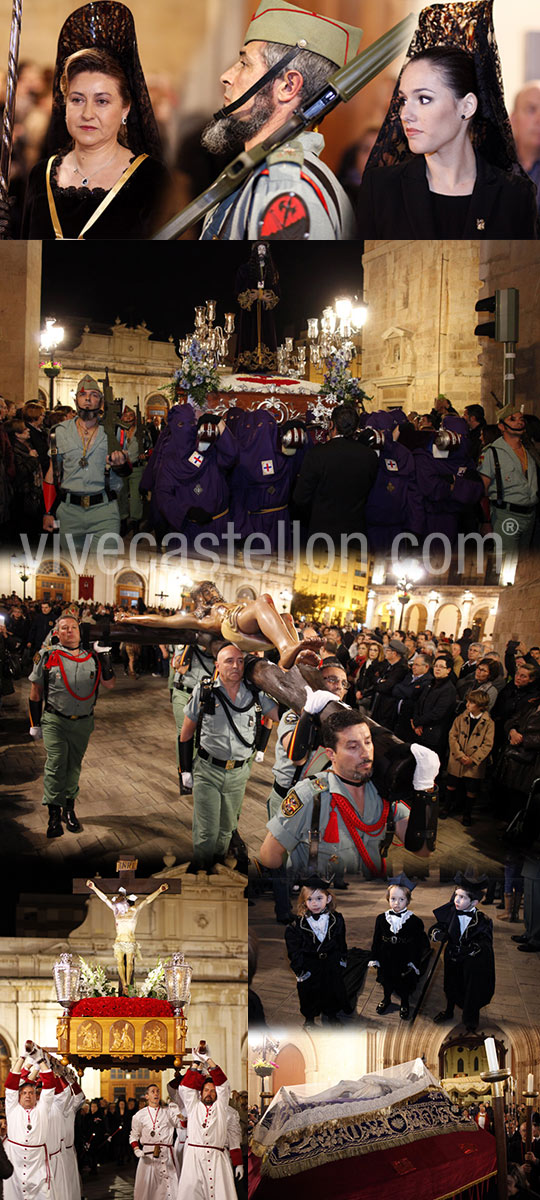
323, 792, 390, 879
45, 649, 101, 702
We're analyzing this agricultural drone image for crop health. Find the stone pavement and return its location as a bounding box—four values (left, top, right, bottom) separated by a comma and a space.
249, 881, 540, 1032
82, 1162, 135, 1199
1, 674, 194, 876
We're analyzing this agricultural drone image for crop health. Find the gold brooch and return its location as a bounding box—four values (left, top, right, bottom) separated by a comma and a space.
476, 218, 485, 231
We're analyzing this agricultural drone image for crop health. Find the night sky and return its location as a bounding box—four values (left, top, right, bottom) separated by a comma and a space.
41, 240, 365, 347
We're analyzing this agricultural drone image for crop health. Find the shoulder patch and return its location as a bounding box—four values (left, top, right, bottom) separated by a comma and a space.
259, 193, 310, 240
280, 790, 303, 817
284, 711, 298, 725
33, 652, 42, 665
266, 142, 304, 167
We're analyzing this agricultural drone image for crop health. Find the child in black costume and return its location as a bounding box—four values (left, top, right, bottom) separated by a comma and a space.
431, 870, 495, 1032
285, 874, 348, 1027
368, 873, 428, 1020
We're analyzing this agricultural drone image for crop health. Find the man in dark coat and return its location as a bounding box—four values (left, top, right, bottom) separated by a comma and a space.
292, 403, 378, 543
431, 871, 495, 1031
370, 639, 409, 730
393, 653, 433, 741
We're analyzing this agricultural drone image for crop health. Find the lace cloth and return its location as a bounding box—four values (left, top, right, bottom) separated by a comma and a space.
366, 0, 525, 178
46, 1, 162, 158
253, 1059, 439, 1149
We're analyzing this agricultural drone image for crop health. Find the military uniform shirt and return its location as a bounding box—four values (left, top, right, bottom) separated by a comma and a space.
267, 770, 410, 877
55, 421, 123, 494
173, 646, 215, 692
185, 679, 275, 761
29, 645, 100, 717
201, 132, 356, 242
271, 709, 329, 791
478, 437, 538, 506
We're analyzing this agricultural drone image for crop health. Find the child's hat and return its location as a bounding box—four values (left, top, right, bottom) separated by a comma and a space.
301, 873, 333, 891
388, 872, 416, 891
453, 869, 489, 900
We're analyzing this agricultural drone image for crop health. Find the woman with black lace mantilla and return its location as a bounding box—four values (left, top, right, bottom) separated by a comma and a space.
21, 2, 170, 239
356, 0, 538, 240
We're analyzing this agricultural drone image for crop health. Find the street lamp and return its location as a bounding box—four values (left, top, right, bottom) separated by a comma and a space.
249, 1032, 280, 1114
39, 317, 64, 409
393, 560, 423, 632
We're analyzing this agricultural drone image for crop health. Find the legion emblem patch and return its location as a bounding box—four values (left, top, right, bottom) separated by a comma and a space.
281, 791, 303, 817
259, 192, 310, 240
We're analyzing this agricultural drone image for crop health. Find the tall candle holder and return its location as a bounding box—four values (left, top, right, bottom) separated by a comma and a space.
480, 1067, 511, 1200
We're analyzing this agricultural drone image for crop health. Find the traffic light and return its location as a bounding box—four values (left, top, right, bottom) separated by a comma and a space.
474, 288, 519, 341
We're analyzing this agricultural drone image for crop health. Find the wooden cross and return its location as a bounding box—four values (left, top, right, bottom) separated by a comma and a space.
73, 856, 181, 897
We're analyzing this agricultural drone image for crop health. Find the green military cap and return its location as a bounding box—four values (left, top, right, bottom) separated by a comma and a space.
497, 403, 525, 422
244, 0, 362, 67
76, 373, 103, 398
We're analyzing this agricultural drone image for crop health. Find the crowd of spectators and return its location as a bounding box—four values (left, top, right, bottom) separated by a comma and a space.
2, 390, 539, 553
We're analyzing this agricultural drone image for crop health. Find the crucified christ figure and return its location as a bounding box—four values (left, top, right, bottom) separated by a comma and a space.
116, 581, 321, 669
86, 880, 168, 992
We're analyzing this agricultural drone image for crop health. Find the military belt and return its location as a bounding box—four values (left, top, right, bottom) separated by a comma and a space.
272, 780, 290, 799
492, 501, 536, 515
174, 682, 194, 694
198, 746, 250, 771
60, 490, 117, 507
45, 705, 92, 721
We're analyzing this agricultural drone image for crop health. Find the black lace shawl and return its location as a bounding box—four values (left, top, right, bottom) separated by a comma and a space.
365, 0, 525, 178
45, 0, 162, 159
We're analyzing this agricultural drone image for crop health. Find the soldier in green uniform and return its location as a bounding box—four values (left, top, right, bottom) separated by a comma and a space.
171, 641, 216, 793
259, 709, 435, 879
478, 407, 538, 554
180, 643, 279, 870
28, 614, 115, 838
42, 375, 132, 550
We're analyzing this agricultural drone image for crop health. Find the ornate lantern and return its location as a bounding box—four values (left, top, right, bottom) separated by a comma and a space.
164, 953, 192, 1013
53, 953, 81, 1008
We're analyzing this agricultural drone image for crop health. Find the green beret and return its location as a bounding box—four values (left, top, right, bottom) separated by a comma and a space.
244, 0, 362, 68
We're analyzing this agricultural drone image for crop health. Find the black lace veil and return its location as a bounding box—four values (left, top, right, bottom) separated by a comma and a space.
365, 0, 523, 176
46, 1, 162, 158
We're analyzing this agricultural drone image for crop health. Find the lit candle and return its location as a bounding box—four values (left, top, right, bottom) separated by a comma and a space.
484, 1038, 499, 1073
528, 1073, 535, 1093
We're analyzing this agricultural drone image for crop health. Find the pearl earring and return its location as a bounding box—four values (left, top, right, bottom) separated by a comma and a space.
121, 116, 127, 125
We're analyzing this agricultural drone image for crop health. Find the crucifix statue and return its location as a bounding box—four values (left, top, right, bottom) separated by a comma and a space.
75, 857, 180, 993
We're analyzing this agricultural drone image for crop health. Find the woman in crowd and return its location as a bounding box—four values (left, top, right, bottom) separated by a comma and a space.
21, 2, 169, 239
8, 419, 45, 539
356, 2, 538, 239
354, 640, 385, 711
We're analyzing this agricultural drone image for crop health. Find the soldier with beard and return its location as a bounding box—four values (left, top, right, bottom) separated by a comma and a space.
479, 408, 539, 553
42, 375, 131, 549
199, 0, 359, 240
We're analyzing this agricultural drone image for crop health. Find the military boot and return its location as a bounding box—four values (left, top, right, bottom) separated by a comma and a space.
47, 805, 64, 838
